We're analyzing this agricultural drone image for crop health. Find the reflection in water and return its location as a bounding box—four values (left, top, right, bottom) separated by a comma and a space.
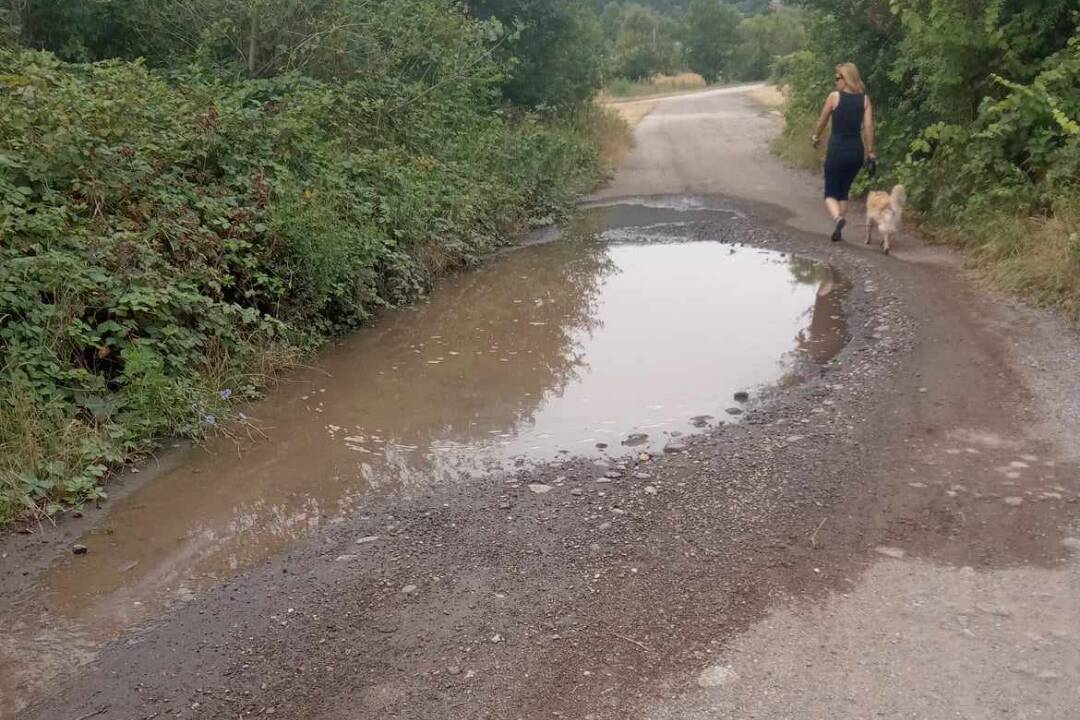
784, 254, 851, 373
1, 203, 848, 717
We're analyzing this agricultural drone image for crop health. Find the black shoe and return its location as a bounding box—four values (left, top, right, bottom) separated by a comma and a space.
830, 217, 846, 242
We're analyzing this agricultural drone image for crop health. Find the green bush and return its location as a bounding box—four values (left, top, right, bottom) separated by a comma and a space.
468, 0, 607, 109
0, 39, 603, 521
682, 0, 741, 83
609, 4, 683, 81
776, 0, 1080, 316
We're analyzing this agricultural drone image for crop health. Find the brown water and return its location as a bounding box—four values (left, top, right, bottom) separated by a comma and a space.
1, 200, 847, 715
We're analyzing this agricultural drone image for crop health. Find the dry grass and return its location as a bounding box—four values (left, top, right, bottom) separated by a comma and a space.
598, 74, 710, 131
771, 109, 827, 171
747, 84, 786, 109
930, 200, 1080, 320
600, 72, 708, 101
604, 98, 660, 128
761, 90, 827, 171
580, 104, 636, 172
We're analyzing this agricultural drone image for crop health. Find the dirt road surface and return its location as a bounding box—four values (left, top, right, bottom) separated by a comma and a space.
10, 84, 1080, 719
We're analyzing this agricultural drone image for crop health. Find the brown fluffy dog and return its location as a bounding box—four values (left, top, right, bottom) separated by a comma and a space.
865, 184, 906, 255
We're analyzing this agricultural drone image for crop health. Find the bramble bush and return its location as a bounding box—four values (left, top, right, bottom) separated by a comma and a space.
0, 1, 610, 522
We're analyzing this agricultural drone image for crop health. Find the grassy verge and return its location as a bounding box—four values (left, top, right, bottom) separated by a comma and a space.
770, 108, 826, 171
601, 73, 708, 100
0, 51, 610, 524
925, 201, 1080, 320
746, 84, 786, 109
581, 105, 635, 171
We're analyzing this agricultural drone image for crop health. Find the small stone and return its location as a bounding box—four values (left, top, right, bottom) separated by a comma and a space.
644, 486, 658, 495
664, 443, 687, 454
733, 391, 750, 402
72, 544, 88, 555
622, 433, 649, 447
491, 634, 503, 643
529, 483, 553, 494
638, 452, 652, 462
335, 555, 358, 562
1004, 497, 1024, 506
785, 435, 805, 443
908, 482, 927, 488
355, 535, 381, 545
634, 472, 651, 480
604, 470, 623, 479
725, 407, 744, 416
571, 488, 584, 496
1061, 537, 1080, 551
875, 546, 906, 559
401, 584, 419, 595
697, 665, 739, 688
448, 666, 462, 676
598, 522, 612, 531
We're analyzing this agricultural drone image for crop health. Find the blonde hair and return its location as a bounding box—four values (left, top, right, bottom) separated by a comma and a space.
836, 63, 866, 94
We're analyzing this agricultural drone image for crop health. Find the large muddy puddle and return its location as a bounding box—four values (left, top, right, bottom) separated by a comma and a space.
2, 198, 847, 715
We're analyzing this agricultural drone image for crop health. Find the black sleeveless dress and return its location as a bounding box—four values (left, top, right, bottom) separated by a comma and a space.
824, 91, 865, 201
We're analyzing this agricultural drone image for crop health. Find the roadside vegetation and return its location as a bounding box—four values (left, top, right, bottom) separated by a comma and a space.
593, 1, 807, 96
771, 1, 1080, 319
0, 0, 620, 522
602, 72, 707, 99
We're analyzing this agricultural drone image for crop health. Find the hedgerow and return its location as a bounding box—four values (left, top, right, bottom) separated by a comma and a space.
0, 1, 608, 521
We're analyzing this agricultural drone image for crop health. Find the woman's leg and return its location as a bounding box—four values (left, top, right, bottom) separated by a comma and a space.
838, 200, 848, 218
825, 197, 841, 220
826, 196, 846, 241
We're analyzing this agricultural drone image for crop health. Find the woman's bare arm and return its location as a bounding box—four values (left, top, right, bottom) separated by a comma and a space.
863, 95, 876, 157
811, 92, 837, 147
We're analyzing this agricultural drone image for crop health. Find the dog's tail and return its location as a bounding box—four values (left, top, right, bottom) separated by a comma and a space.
890, 184, 907, 212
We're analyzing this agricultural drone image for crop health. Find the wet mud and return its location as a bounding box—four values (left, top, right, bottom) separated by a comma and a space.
1, 199, 847, 717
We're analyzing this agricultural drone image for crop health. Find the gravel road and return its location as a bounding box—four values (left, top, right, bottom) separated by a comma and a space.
11, 84, 1080, 720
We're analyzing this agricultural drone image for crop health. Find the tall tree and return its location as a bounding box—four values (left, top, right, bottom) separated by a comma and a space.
611, 4, 681, 79
682, 0, 740, 82
729, 4, 806, 81
469, 0, 606, 108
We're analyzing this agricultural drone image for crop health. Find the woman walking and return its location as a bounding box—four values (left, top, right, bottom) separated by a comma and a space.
811, 63, 876, 242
